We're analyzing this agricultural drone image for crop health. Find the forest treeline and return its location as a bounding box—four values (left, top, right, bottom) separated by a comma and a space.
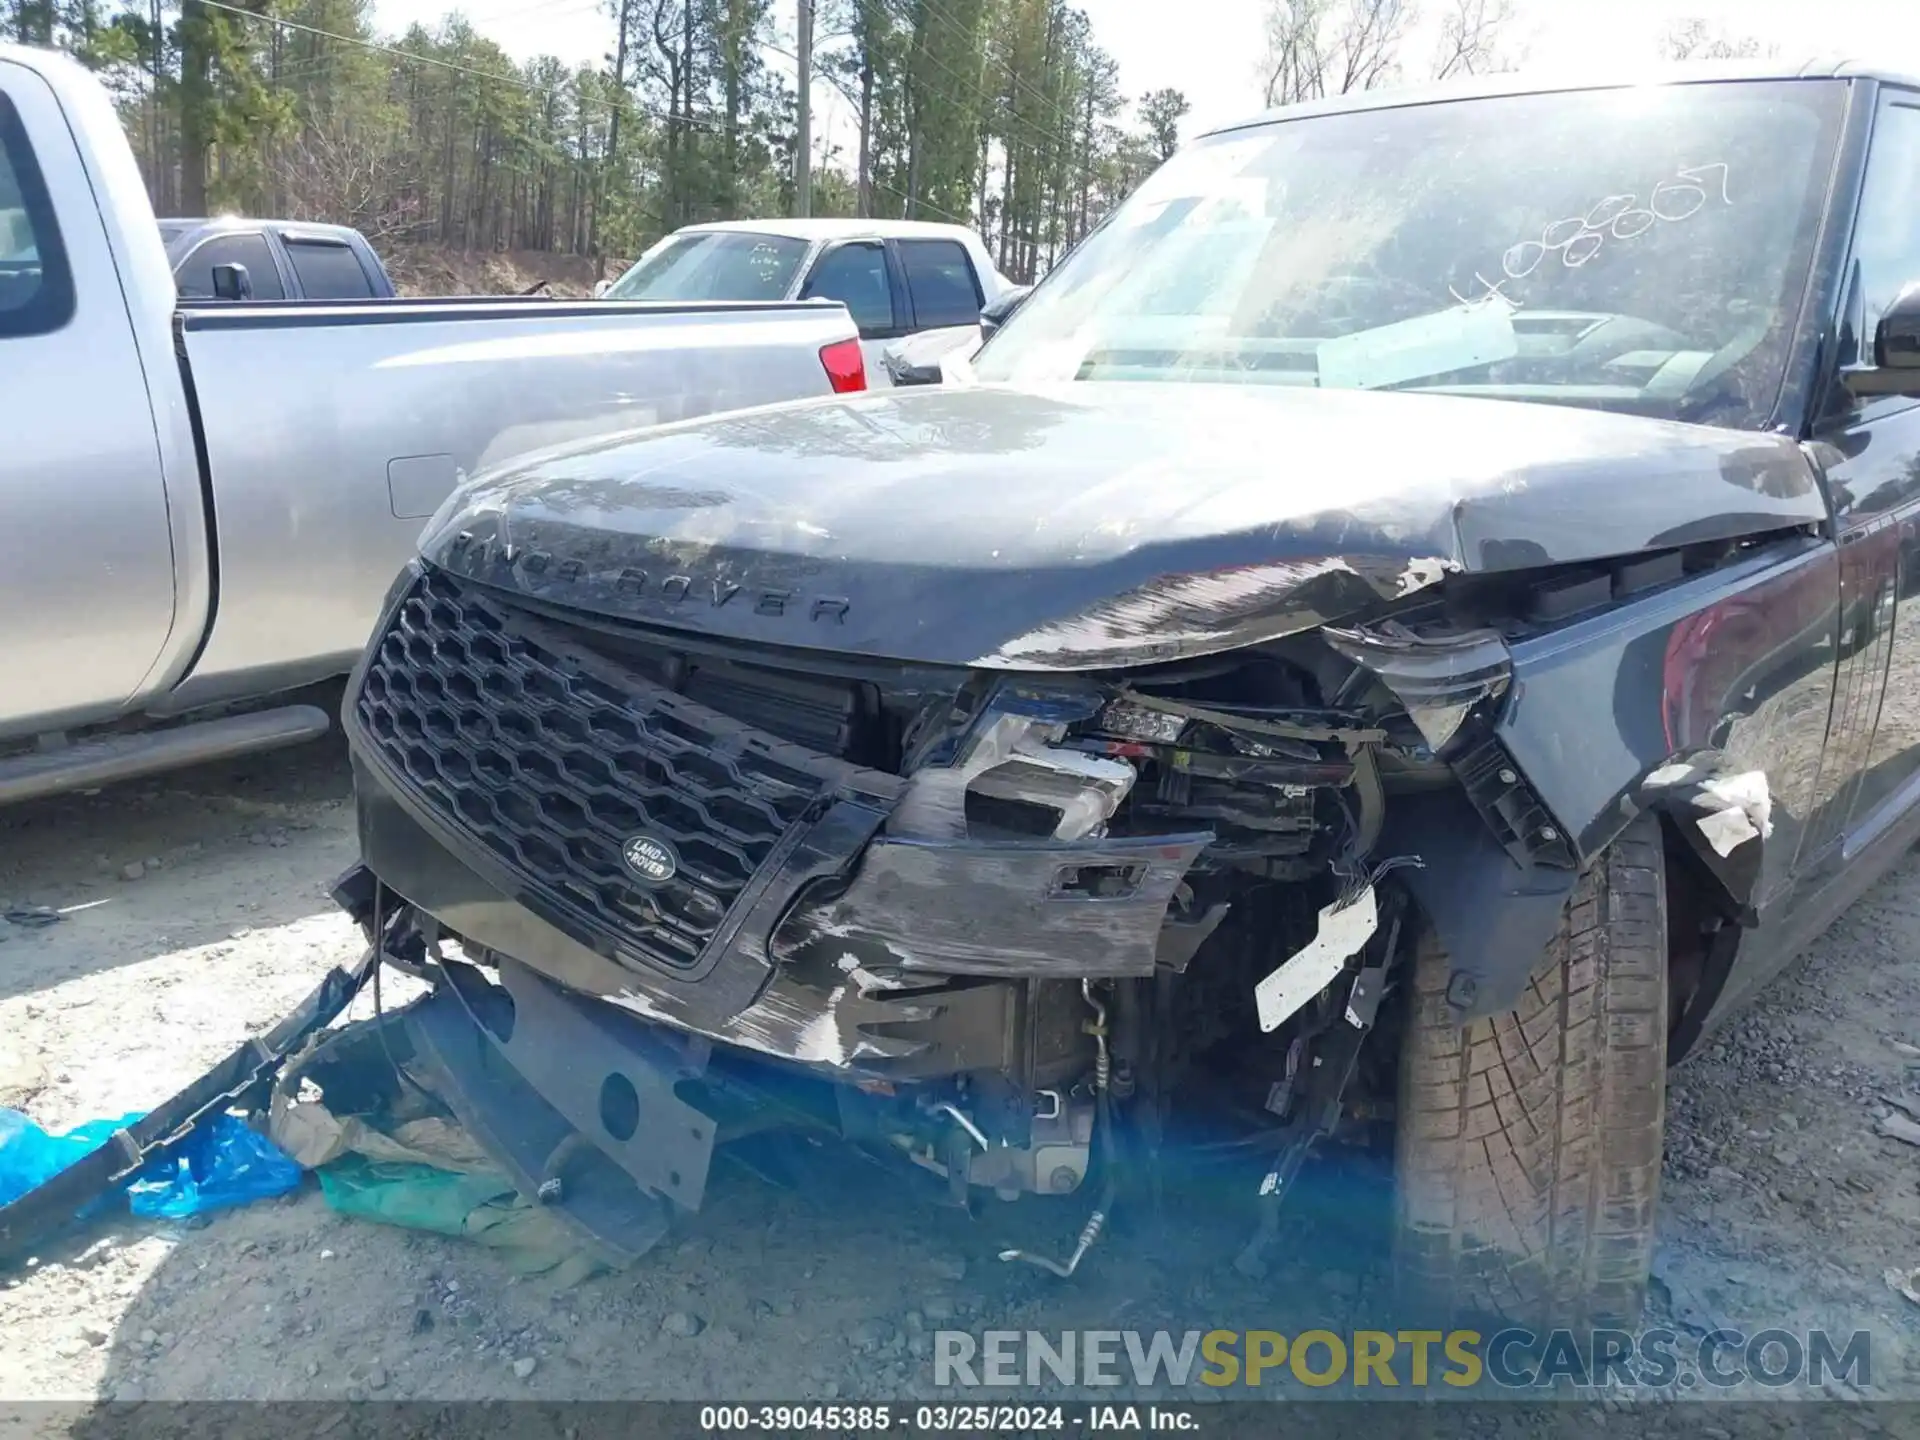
6, 0, 1196, 278
4, 0, 1763, 280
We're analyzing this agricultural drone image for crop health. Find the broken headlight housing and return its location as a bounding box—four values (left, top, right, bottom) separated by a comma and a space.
1321, 620, 1512, 755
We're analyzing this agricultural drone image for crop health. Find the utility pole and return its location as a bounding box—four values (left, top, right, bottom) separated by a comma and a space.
794, 0, 813, 216
179, 0, 212, 217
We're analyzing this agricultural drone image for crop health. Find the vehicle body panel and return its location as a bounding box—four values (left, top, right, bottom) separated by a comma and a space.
1696, 76, 1920, 1027
422, 381, 1826, 669
1401, 534, 1843, 1022
0, 54, 182, 731
379, 69, 1918, 1061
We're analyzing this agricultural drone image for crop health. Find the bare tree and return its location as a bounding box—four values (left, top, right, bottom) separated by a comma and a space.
1330, 0, 1414, 95
275, 116, 421, 242
1259, 0, 1415, 109
1431, 0, 1512, 80
1261, 0, 1331, 107
1659, 17, 1777, 62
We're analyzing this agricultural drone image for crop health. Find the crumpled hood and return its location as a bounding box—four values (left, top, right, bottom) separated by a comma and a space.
420, 381, 1825, 669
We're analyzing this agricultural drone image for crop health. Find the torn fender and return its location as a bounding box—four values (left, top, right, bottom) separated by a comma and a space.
1638, 760, 1770, 925
1494, 534, 1833, 888
1388, 534, 1834, 1021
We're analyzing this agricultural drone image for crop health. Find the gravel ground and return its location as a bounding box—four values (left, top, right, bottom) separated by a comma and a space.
3, 738, 1920, 1412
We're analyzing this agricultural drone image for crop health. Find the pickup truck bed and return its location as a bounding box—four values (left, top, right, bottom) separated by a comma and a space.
167, 296, 860, 711
0, 44, 865, 798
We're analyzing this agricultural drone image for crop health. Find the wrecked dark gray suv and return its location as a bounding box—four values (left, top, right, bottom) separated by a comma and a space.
338, 66, 1920, 1331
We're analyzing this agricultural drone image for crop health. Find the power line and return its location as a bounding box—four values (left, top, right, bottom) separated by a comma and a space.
761, 38, 862, 110
865, 0, 1058, 153
202, 2, 530, 88
869, 0, 1085, 145
198, 0, 727, 132
921, 0, 1089, 129
866, 173, 971, 226
850, 0, 1100, 250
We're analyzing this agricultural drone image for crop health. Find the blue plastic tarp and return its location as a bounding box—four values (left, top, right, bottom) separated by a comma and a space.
0, 1107, 301, 1221
0, 1109, 145, 1209
127, 1112, 304, 1218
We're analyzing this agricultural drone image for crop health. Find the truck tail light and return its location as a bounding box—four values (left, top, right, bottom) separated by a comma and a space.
819, 338, 867, 394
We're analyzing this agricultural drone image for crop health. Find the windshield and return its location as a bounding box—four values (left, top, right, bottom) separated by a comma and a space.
973, 81, 1846, 427
605, 230, 810, 302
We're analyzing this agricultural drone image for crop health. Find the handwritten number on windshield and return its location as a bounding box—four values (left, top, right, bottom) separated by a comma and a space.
1495, 162, 1733, 284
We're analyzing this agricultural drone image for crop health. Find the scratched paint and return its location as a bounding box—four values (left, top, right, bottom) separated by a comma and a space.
420, 382, 1824, 670
971, 556, 1449, 669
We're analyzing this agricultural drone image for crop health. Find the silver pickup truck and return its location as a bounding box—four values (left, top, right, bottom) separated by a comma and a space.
0, 44, 866, 805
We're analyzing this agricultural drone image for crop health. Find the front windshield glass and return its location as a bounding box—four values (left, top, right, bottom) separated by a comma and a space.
605, 230, 809, 301
972, 81, 1846, 427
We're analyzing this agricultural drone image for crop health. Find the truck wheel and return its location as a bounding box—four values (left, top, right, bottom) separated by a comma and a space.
1392, 812, 1668, 1333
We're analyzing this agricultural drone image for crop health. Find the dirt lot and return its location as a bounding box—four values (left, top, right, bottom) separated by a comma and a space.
3, 736, 1920, 1408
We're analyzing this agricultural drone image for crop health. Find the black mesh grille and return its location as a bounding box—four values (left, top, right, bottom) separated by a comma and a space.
354, 569, 883, 976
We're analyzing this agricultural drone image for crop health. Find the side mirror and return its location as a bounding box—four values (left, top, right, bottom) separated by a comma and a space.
1877, 281, 1920, 370
979, 284, 1031, 340
1845, 279, 1920, 399
884, 346, 945, 387
592, 279, 612, 299
210, 262, 253, 301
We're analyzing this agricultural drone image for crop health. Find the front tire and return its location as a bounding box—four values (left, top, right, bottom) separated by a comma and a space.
1392, 811, 1668, 1332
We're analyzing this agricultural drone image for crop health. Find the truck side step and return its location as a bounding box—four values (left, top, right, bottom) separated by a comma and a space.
0, 704, 331, 805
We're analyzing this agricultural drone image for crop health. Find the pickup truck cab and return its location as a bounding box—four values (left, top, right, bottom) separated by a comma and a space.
0, 44, 866, 804
600, 218, 1019, 386
159, 216, 396, 300
339, 60, 1920, 1335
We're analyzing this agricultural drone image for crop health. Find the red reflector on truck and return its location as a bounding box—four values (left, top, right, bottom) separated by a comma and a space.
819, 339, 867, 394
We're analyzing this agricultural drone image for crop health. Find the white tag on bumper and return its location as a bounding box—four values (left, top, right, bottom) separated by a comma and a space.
1253, 885, 1380, 1034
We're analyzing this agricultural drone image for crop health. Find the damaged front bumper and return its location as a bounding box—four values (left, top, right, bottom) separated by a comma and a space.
333, 570, 1247, 1259
347, 570, 1217, 1079
351, 747, 1205, 1080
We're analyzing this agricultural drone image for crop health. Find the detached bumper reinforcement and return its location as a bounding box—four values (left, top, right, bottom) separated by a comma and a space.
405, 957, 730, 1268
0, 945, 379, 1268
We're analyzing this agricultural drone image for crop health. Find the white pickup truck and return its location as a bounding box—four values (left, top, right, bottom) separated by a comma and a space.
0, 45, 867, 805
599, 218, 1019, 386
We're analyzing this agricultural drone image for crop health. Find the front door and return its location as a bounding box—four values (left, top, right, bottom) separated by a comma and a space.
800, 240, 903, 388
0, 60, 177, 735
1719, 87, 1920, 1019
1808, 90, 1920, 870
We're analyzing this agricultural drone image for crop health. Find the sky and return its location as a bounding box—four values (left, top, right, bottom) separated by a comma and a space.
366, 0, 1920, 157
